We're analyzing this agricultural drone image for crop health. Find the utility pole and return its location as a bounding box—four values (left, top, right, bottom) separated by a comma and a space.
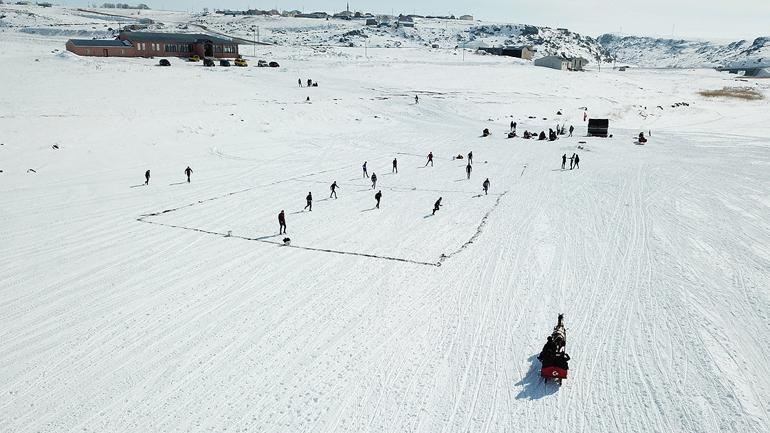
253, 28, 256, 57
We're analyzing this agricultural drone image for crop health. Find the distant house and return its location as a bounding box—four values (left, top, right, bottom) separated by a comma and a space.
365, 18, 378, 26
66, 32, 239, 58
459, 14, 473, 21
479, 46, 534, 60
397, 15, 414, 27
535, 55, 588, 71
534, 55, 570, 70
506, 46, 534, 60
296, 12, 328, 19
333, 10, 353, 20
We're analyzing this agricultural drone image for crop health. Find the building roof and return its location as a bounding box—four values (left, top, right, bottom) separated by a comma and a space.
67, 39, 132, 47
119, 32, 234, 45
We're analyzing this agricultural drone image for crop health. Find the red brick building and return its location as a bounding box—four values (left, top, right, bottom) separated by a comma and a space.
66, 32, 240, 58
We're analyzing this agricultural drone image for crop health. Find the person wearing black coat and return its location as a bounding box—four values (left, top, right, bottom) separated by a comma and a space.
278, 210, 287, 234
304, 192, 313, 211
432, 197, 442, 215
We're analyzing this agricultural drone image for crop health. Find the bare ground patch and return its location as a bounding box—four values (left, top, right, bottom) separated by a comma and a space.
699, 87, 764, 101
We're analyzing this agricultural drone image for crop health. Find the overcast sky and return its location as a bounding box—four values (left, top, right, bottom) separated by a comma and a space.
59, 1, 769, 40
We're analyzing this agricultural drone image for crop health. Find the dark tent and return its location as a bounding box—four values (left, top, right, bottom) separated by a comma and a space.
587, 118, 610, 137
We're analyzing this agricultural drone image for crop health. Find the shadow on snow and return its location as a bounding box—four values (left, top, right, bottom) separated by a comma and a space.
514, 354, 560, 400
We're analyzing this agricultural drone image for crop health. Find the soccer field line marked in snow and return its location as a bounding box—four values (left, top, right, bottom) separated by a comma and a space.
136, 216, 440, 267
137, 157, 509, 267
437, 191, 509, 265
137, 186, 508, 268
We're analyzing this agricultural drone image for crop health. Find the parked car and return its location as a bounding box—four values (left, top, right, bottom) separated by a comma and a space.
188, 55, 200, 62
269, 61, 280, 68
159, 58, 171, 66
219, 59, 231, 67
234, 58, 248, 67
203, 58, 215, 67
257, 60, 268, 67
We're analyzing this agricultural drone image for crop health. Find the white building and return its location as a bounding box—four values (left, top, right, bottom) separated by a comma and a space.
534, 55, 589, 71
534, 55, 570, 71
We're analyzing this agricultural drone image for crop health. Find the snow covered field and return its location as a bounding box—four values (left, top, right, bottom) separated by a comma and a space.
2, 21, 770, 433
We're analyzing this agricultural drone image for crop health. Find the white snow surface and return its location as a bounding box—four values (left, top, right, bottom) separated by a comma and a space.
2, 8, 770, 433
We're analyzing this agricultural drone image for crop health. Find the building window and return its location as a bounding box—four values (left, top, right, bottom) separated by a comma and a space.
86, 49, 91, 55
215, 45, 223, 53
223, 45, 237, 53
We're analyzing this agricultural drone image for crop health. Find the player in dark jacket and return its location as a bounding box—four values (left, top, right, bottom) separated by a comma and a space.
362, 161, 368, 178
374, 190, 382, 208
278, 210, 287, 234
330, 181, 339, 199
468, 151, 473, 164
432, 197, 442, 215
425, 152, 434, 167
466, 162, 472, 179
304, 192, 313, 211
482, 178, 490, 195
185, 166, 193, 183
392, 158, 398, 173
144, 169, 150, 185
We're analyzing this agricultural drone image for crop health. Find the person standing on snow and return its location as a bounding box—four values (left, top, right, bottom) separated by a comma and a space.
144, 169, 150, 185
278, 210, 287, 234
362, 161, 368, 178
482, 178, 490, 195
415, 95, 419, 104
374, 190, 382, 209
392, 158, 398, 173
573, 154, 580, 169
466, 162, 472, 179
569, 125, 574, 137
304, 191, 313, 211
185, 166, 193, 183
425, 152, 434, 167
330, 181, 339, 199
298, 78, 302, 87
371, 172, 377, 189
432, 197, 442, 215
468, 151, 473, 164
561, 154, 567, 170
569, 154, 576, 170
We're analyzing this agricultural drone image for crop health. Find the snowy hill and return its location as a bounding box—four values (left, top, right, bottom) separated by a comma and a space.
599, 34, 770, 68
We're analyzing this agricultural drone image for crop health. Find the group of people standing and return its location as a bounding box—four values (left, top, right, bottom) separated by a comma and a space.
561, 153, 580, 170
